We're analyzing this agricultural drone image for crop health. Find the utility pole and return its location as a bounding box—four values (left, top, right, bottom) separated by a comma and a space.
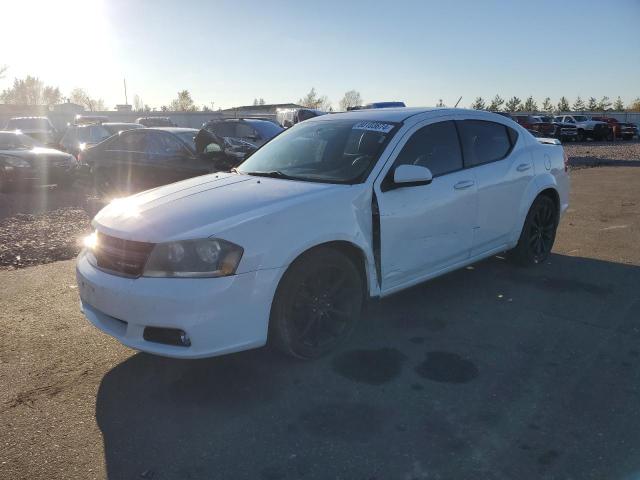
123, 78, 128, 105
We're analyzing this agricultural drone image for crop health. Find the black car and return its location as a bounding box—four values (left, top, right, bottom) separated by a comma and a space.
59, 123, 114, 158
202, 118, 283, 147
5, 116, 58, 146
0, 131, 77, 191
82, 127, 238, 195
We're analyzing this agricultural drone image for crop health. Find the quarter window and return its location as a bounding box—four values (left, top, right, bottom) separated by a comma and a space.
457, 120, 514, 167
393, 121, 463, 177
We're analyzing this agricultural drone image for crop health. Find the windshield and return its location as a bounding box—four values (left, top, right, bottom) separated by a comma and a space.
238, 119, 398, 184
76, 125, 111, 143
6, 118, 53, 130
0, 132, 37, 149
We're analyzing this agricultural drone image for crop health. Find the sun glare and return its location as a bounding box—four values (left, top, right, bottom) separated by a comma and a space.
3, 0, 113, 91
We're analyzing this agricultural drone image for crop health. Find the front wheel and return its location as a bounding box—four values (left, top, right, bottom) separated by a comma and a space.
509, 196, 558, 266
269, 247, 364, 359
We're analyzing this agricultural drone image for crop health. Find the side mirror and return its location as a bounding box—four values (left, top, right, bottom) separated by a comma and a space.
201, 142, 224, 158
392, 164, 433, 188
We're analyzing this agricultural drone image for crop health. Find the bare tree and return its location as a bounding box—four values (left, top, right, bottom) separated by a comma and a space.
169, 90, 197, 112
470, 97, 486, 110
339, 90, 363, 110
628, 98, 640, 112
0, 75, 62, 106
298, 87, 331, 111
133, 94, 145, 112
0, 65, 7, 80
69, 88, 105, 111
488, 94, 504, 111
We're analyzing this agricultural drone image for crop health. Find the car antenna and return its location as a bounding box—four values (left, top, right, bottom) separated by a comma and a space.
454, 96, 462, 108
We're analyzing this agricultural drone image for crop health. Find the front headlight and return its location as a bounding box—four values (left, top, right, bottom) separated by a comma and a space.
143, 238, 243, 278
3, 157, 31, 168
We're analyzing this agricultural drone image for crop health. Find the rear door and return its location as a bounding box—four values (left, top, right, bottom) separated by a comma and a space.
456, 119, 532, 256
374, 119, 478, 293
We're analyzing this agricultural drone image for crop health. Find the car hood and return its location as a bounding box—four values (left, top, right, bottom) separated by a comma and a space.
93, 172, 341, 242
0, 147, 74, 164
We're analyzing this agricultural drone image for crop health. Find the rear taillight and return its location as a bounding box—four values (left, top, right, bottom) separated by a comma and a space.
563, 149, 569, 172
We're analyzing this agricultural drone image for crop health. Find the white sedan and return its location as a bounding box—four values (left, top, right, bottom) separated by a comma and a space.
76, 107, 570, 359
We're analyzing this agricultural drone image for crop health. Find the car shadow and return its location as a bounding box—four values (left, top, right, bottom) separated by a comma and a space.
95, 253, 640, 479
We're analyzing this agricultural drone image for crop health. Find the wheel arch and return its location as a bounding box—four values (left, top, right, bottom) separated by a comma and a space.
511, 179, 561, 245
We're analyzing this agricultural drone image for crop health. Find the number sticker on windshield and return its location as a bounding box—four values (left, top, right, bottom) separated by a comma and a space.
352, 121, 395, 133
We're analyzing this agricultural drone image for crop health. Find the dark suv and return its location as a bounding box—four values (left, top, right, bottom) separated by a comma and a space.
202, 118, 283, 147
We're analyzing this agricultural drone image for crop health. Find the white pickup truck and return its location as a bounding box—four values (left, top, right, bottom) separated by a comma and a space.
554, 114, 610, 141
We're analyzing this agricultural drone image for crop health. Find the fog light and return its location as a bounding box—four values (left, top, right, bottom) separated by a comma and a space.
143, 327, 191, 347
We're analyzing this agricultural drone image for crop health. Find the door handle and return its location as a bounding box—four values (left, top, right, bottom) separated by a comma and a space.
516, 163, 532, 172
454, 180, 475, 190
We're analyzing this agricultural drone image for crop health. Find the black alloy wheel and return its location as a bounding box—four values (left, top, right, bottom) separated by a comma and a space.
270, 248, 364, 359
509, 195, 558, 266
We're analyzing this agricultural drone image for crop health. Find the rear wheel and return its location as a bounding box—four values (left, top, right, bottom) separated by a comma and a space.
509, 195, 558, 266
270, 247, 364, 359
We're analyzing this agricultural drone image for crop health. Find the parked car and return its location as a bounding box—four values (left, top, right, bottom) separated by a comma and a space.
77, 108, 569, 359
538, 116, 578, 142
553, 114, 609, 141
202, 118, 283, 147
81, 127, 238, 195
136, 117, 176, 127
513, 115, 556, 137
590, 116, 635, 140
73, 115, 109, 126
276, 108, 326, 128
59, 123, 113, 158
4, 116, 58, 146
0, 131, 77, 191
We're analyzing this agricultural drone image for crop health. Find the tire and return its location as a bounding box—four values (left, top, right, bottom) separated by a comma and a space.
577, 130, 585, 142
509, 195, 558, 267
269, 247, 364, 359
94, 168, 123, 198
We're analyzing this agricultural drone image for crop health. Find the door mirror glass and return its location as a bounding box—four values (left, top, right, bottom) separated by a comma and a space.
393, 164, 433, 186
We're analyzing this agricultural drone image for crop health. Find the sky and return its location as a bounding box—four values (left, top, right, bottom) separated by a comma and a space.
1, 0, 639, 110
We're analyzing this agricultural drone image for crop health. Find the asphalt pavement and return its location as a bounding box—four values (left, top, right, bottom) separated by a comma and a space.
1, 166, 639, 480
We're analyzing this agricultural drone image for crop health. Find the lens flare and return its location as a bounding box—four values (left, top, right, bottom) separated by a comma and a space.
83, 231, 98, 249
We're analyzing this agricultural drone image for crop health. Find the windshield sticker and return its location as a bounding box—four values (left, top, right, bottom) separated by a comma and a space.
352, 121, 395, 134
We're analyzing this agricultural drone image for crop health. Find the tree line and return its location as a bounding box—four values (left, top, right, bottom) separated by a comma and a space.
2, 68, 638, 113
468, 94, 640, 113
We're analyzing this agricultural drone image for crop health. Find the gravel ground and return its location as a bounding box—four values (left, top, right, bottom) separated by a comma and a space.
0, 208, 91, 269
563, 139, 640, 167
0, 140, 638, 270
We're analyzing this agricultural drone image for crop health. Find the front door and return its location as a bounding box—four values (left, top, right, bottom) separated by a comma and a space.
375, 119, 478, 294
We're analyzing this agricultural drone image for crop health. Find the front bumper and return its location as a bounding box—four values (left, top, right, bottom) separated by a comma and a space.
76, 250, 284, 359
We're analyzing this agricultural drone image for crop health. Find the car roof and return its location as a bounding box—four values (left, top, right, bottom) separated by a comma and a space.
135, 127, 198, 133
308, 107, 506, 123
9, 116, 50, 120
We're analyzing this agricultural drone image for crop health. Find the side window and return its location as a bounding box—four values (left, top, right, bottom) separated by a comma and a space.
209, 122, 236, 137
457, 120, 514, 167
147, 133, 186, 155
393, 121, 463, 177
114, 132, 146, 151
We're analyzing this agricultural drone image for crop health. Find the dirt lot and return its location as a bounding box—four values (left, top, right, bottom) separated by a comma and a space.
1, 166, 639, 480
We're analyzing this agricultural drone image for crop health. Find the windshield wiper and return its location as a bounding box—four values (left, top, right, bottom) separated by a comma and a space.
241, 170, 297, 180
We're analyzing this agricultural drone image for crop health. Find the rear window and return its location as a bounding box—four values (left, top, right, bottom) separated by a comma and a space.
457, 120, 515, 167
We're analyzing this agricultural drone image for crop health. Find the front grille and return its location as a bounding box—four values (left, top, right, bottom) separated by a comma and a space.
95, 232, 155, 277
